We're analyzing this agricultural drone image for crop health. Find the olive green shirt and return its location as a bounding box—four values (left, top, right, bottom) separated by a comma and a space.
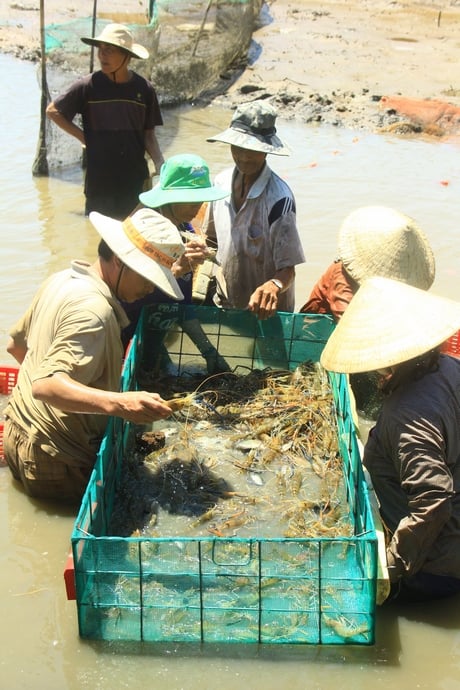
6, 261, 128, 468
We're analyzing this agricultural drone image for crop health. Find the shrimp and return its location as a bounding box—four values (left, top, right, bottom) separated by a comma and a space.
165, 393, 196, 412
207, 509, 250, 536
323, 614, 370, 639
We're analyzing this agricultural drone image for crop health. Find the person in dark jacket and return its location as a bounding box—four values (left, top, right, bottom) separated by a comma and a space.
321, 276, 460, 603
302, 206, 436, 419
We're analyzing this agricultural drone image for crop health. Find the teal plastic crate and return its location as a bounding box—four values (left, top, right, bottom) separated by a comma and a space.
71, 306, 378, 645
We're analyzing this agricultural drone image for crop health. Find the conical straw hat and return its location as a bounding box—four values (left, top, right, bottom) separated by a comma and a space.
338, 206, 435, 289
320, 277, 460, 373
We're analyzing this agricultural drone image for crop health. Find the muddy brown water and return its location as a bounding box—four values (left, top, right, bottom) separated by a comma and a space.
1, 53, 460, 689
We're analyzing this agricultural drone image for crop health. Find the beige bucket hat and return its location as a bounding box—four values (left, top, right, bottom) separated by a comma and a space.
320, 276, 460, 373
338, 206, 435, 289
207, 101, 290, 156
89, 208, 185, 300
81, 23, 149, 59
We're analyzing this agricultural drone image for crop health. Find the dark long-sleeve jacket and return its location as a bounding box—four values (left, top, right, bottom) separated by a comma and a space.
364, 354, 460, 582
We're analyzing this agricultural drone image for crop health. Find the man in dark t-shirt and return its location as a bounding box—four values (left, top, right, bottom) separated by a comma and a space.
46, 23, 164, 219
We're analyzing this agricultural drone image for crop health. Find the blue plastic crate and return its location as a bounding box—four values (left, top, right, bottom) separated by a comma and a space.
71, 306, 378, 645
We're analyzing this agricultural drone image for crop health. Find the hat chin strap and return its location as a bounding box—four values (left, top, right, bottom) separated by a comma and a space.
111, 53, 129, 82
114, 263, 125, 299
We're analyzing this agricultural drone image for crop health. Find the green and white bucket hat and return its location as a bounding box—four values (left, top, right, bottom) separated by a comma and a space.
139, 154, 229, 207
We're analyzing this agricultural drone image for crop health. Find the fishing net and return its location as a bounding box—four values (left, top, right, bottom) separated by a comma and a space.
35, 0, 262, 173
150, 0, 263, 105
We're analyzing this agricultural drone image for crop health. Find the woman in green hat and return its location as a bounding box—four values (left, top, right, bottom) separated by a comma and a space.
122, 153, 231, 375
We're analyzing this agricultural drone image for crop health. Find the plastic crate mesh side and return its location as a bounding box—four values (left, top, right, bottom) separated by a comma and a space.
0, 366, 19, 395
0, 367, 20, 461
441, 329, 460, 357
137, 305, 337, 373
72, 309, 378, 644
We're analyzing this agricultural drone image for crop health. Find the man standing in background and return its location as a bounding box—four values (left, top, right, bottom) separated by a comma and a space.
46, 23, 164, 219
206, 101, 305, 320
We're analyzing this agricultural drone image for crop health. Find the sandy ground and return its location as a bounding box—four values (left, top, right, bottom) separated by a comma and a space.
2, 0, 460, 134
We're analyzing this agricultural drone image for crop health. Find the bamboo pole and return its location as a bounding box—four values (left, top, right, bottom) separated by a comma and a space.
89, 0, 98, 73
191, 0, 214, 58
32, 0, 49, 176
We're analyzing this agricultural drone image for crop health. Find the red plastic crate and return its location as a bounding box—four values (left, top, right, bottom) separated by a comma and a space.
0, 366, 19, 395
0, 366, 19, 462
441, 330, 460, 358
64, 551, 76, 600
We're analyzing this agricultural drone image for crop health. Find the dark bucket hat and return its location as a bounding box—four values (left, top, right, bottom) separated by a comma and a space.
207, 101, 290, 156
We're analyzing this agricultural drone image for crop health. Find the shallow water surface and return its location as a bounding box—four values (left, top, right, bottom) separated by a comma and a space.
1, 53, 460, 690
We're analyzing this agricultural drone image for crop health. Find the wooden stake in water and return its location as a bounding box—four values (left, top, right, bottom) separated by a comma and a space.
191, 0, 214, 58
32, 0, 49, 177
89, 0, 98, 74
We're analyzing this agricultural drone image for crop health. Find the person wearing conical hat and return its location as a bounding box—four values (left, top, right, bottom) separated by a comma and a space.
300, 205, 436, 320
205, 100, 305, 319
3, 209, 185, 503
46, 23, 164, 220
300, 205, 436, 418
321, 276, 460, 603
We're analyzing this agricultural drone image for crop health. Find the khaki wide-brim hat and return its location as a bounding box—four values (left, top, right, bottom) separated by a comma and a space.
320, 276, 460, 373
90, 208, 185, 300
81, 23, 149, 59
338, 206, 435, 289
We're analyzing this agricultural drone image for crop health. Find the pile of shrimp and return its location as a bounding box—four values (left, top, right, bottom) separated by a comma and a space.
110, 363, 353, 540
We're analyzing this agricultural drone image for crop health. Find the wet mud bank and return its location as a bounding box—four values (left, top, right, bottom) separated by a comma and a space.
1, 0, 460, 136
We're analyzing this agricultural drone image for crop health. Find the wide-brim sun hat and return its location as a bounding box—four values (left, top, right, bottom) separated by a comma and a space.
90, 208, 185, 300
320, 276, 460, 374
81, 23, 149, 59
139, 153, 229, 207
207, 101, 290, 156
338, 205, 435, 289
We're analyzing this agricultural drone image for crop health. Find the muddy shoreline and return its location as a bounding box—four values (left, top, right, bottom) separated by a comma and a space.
209, 0, 460, 136
2, 0, 460, 136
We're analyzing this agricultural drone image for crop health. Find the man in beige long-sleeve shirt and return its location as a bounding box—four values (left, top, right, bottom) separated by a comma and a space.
4, 209, 184, 504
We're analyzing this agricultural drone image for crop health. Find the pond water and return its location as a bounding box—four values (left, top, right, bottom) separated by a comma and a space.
1, 53, 460, 690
